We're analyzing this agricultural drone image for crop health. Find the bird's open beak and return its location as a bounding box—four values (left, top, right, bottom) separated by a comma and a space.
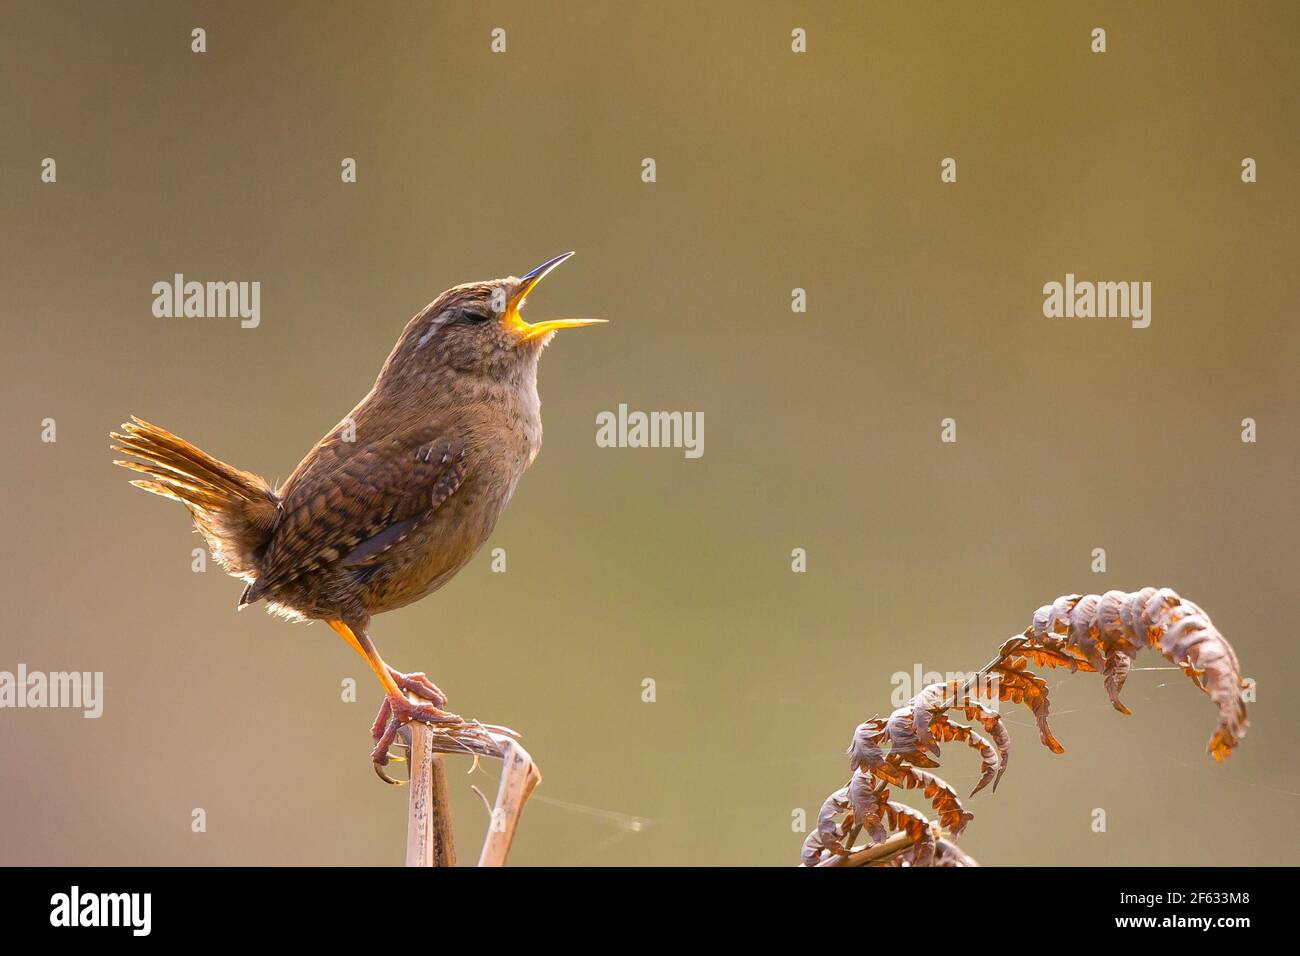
508, 251, 606, 342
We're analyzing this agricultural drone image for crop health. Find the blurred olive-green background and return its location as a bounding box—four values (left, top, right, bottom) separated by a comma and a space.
2, 1, 1297, 865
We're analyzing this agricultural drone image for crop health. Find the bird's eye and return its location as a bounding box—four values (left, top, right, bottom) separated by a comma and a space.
459, 307, 490, 325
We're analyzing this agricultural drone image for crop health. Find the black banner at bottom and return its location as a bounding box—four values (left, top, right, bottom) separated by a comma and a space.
0, 865, 1277, 940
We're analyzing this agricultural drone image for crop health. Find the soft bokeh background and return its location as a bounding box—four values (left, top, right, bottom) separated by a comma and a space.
2, 0, 1297, 866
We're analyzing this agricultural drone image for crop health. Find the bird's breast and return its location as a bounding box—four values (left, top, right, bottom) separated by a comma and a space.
358, 410, 540, 615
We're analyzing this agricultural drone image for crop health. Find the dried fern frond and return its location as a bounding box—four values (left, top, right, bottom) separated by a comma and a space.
1017, 587, 1248, 759
802, 587, 1250, 867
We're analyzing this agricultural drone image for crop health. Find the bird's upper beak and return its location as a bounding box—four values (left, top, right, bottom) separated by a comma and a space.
508, 251, 606, 342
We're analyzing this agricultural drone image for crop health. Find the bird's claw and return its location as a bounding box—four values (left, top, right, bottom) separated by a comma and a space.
369, 691, 460, 785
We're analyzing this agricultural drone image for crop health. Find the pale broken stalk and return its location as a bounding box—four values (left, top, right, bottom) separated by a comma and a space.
399, 701, 541, 867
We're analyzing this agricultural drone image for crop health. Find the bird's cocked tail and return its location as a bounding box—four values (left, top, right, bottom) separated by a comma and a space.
111, 417, 280, 583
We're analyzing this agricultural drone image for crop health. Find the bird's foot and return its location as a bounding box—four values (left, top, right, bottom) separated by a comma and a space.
389, 668, 448, 709
369, 690, 461, 786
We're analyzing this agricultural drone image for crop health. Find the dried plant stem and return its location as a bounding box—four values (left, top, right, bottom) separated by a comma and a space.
478, 737, 542, 867
400, 703, 540, 867
405, 713, 456, 867
813, 829, 930, 867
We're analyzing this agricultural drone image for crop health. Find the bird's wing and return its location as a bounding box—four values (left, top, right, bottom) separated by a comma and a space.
245, 425, 466, 602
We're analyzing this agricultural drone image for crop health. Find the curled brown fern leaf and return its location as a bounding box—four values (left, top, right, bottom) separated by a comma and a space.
801, 587, 1249, 867
1015, 587, 1249, 760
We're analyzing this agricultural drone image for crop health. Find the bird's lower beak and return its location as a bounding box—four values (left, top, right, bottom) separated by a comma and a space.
508, 251, 606, 342
518, 316, 606, 341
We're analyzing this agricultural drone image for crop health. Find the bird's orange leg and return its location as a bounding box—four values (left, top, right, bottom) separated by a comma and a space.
327, 619, 458, 784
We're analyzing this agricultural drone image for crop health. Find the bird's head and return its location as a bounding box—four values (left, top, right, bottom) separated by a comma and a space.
389, 252, 603, 384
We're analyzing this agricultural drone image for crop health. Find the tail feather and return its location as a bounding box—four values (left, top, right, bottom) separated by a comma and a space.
116, 460, 234, 508
124, 478, 195, 505
111, 416, 263, 501
112, 416, 280, 582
